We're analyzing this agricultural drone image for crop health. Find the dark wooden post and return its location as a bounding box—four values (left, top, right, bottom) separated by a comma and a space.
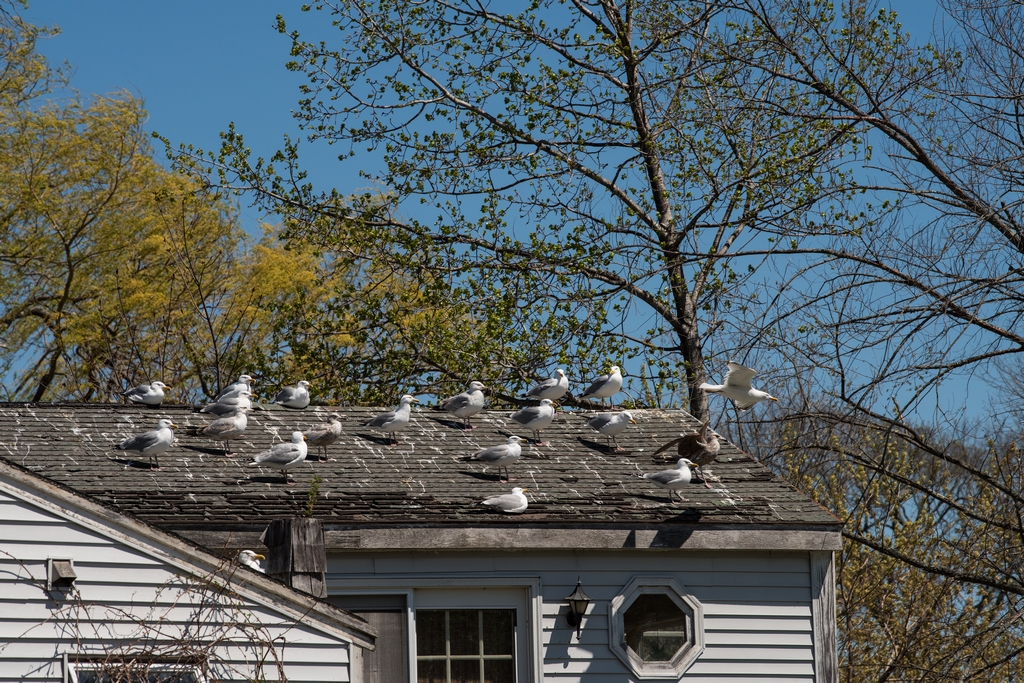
261, 517, 327, 598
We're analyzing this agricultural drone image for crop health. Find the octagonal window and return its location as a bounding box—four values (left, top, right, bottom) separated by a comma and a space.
624, 593, 689, 662
609, 577, 704, 679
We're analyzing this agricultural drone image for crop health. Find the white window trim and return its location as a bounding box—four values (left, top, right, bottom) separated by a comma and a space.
63, 654, 206, 683
608, 576, 705, 679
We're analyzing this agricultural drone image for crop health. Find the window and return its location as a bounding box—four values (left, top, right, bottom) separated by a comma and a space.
609, 577, 704, 679
416, 609, 515, 683
66, 661, 202, 683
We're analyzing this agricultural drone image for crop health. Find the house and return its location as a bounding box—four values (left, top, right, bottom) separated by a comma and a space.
0, 455, 376, 683
0, 401, 841, 682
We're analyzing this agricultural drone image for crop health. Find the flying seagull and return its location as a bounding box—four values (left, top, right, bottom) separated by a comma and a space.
248, 431, 308, 484
216, 374, 253, 401
439, 381, 486, 429
461, 435, 523, 481
364, 395, 419, 445
509, 398, 556, 445
274, 380, 311, 410
653, 420, 721, 488
305, 412, 343, 459
124, 381, 169, 407
641, 458, 695, 503
480, 487, 530, 514
522, 369, 569, 401
580, 365, 622, 405
699, 361, 778, 410
238, 549, 266, 573
586, 411, 636, 451
114, 418, 177, 469
185, 407, 248, 455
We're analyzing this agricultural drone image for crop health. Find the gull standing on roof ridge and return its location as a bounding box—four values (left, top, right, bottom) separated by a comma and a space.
522, 369, 569, 401
440, 381, 486, 429
305, 412, 343, 459
216, 374, 253, 401
274, 380, 311, 410
114, 418, 177, 469
580, 365, 622, 405
509, 398, 556, 445
461, 435, 523, 481
653, 420, 721, 488
199, 389, 255, 417
586, 410, 636, 451
124, 381, 169, 407
248, 431, 308, 484
364, 395, 419, 445
699, 361, 778, 410
185, 407, 249, 456
238, 549, 265, 573
480, 487, 530, 514
641, 458, 694, 503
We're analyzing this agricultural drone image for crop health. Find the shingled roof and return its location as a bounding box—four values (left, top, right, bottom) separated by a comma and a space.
0, 401, 839, 550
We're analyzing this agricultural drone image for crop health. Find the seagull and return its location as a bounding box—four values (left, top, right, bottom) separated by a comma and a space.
439, 381, 486, 429
124, 381, 169, 407
522, 369, 569, 401
199, 389, 255, 417
586, 411, 636, 451
653, 420, 721, 488
305, 412, 343, 459
580, 365, 622, 405
114, 418, 177, 469
274, 380, 311, 409
641, 458, 695, 503
364, 395, 419, 445
480, 487, 530, 514
238, 549, 266, 573
509, 398, 556, 445
699, 361, 778, 410
185, 407, 248, 455
216, 374, 253, 401
248, 431, 308, 484
461, 435, 523, 481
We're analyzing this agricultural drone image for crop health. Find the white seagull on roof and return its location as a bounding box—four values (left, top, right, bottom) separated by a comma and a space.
480, 487, 530, 514
114, 418, 177, 469
641, 458, 694, 503
364, 394, 419, 445
248, 431, 308, 484
461, 435, 523, 481
699, 361, 778, 410
200, 389, 255, 417
586, 410, 636, 451
510, 398, 556, 445
124, 381, 169, 407
305, 412, 343, 459
238, 549, 266, 573
580, 365, 622, 405
440, 381, 486, 429
216, 374, 253, 401
522, 369, 569, 401
274, 380, 311, 410
653, 420, 721, 488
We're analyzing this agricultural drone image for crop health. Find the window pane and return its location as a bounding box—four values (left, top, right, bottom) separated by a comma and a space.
483, 659, 515, 683
417, 610, 448, 656
481, 610, 514, 656
416, 659, 447, 683
449, 659, 480, 683
623, 593, 688, 662
448, 610, 480, 656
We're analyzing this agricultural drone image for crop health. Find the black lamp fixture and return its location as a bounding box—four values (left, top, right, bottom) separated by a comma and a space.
564, 577, 592, 639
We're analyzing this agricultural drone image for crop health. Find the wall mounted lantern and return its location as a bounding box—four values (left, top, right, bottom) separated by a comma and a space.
564, 577, 592, 640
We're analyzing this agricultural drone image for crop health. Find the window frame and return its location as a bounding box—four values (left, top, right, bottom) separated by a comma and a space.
415, 608, 517, 683
63, 654, 206, 683
608, 576, 705, 679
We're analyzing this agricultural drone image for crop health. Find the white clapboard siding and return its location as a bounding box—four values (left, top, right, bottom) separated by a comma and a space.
329, 547, 816, 682
0, 488, 353, 683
